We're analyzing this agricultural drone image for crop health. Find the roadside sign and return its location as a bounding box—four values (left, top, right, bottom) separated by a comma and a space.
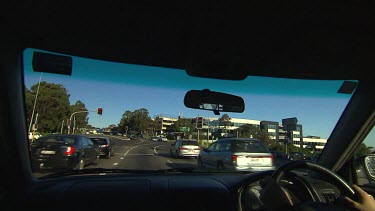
179, 127, 190, 132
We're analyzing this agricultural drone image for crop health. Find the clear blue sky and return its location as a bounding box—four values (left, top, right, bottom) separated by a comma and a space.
22, 48, 374, 147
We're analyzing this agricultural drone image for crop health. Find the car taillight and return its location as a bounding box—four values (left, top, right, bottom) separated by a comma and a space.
194, 148, 200, 150
64, 146, 75, 155
179, 147, 187, 150
231, 155, 237, 164
101, 144, 108, 147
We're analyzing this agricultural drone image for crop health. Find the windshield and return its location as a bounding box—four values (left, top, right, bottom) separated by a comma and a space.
182, 141, 199, 146
232, 141, 270, 153
36, 136, 76, 145
90, 138, 108, 145
23, 48, 358, 178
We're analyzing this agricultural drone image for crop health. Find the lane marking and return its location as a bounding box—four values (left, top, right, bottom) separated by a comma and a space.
167, 160, 173, 163
153, 145, 165, 155
113, 163, 118, 165
99, 173, 106, 175
123, 143, 152, 157
127, 154, 155, 156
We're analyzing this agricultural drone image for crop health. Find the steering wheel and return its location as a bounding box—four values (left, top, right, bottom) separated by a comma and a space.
270, 160, 356, 210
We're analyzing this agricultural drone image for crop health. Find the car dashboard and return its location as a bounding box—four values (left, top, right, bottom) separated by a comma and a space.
15, 170, 342, 211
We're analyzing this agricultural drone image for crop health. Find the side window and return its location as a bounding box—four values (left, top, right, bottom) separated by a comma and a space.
208, 143, 217, 151
86, 138, 93, 146
175, 140, 181, 148
80, 137, 88, 146
219, 141, 231, 151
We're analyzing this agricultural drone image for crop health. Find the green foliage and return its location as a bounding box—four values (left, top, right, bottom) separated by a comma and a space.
173, 117, 194, 136
354, 143, 370, 158
235, 124, 271, 143
70, 100, 89, 130
25, 81, 88, 134
25, 82, 70, 133
118, 108, 152, 135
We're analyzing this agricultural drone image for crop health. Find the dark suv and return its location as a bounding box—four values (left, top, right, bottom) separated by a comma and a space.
30, 134, 100, 171
89, 137, 114, 159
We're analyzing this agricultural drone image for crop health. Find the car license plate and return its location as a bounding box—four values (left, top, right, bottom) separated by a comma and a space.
250, 158, 260, 162
41, 150, 56, 155
189, 150, 194, 152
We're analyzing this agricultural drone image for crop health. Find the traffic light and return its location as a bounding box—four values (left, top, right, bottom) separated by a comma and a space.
97, 107, 103, 115
191, 117, 196, 124
197, 117, 203, 129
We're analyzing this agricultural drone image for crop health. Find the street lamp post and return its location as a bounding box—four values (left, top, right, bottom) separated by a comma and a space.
68, 111, 90, 134
28, 73, 42, 135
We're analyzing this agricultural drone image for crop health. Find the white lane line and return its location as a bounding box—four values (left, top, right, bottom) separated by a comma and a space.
113, 163, 119, 166
167, 160, 173, 164
99, 173, 106, 175
126, 154, 155, 156
123, 143, 151, 157
120, 157, 124, 159
153, 145, 165, 155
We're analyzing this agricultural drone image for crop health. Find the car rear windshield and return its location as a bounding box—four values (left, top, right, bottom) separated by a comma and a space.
181, 141, 199, 146
90, 138, 108, 145
36, 136, 76, 145
231, 141, 269, 153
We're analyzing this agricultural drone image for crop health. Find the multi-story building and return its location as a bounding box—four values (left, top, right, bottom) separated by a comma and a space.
154, 115, 327, 150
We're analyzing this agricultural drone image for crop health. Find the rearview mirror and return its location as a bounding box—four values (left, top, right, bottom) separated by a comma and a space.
184, 89, 245, 115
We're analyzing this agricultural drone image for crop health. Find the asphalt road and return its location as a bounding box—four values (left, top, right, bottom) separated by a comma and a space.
32, 135, 290, 177
86, 135, 197, 171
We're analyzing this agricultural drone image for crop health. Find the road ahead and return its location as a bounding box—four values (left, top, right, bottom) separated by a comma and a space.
33, 135, 290, 177
86, 135, 197, 171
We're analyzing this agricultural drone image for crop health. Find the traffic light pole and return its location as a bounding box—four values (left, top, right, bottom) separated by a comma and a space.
68, 110, 94, 134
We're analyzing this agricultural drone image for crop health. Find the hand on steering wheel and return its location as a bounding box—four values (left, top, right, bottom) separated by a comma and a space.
259, 160, 356, 211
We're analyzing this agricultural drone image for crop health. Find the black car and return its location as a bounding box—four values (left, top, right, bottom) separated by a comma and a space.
89, 136, 114, 159
30, 134, 100, 171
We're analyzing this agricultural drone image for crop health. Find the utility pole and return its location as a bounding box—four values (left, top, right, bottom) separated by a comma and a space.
73, 116, 76, 134
31, 113, 38, 142
60, 120, 64, 134
28, 73, 42, 135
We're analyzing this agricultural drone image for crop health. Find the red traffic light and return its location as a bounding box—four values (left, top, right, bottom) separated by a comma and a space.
97, 108, 103, 115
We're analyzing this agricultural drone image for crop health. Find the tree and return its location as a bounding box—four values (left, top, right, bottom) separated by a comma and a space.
131, 108, 152, 135
235, 124, 271, 144
218, 114, 232, 133
173, 117, 194, 136
118, 108, 152, 135
25, 82, 71, 133
118, 110, 133, 134
70, 100, 89, 131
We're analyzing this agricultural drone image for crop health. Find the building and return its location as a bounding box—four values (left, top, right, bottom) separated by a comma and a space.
154, 115, 326, 150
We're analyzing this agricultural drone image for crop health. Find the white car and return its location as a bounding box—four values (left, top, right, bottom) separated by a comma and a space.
158, 136, 168, 142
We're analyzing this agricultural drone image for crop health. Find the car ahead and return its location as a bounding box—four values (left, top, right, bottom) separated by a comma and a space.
198, 138, 275, 172
170, 139, 200, 158
158, 136, 168, 142
30, 134, 100, 171
3, 2, 375, 211
89, 136, 114, 159
150, 136, 159, 141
